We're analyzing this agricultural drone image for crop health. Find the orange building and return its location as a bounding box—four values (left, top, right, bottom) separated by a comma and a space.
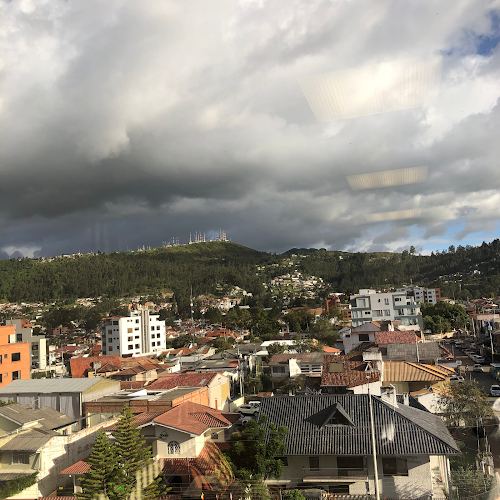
0, 326, 30, 389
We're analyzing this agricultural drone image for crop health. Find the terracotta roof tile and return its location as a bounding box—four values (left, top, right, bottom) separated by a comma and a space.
120, 381, 146, 390
320, 355, 379, 388
147, 372, 218, 390
153, 402, 239, 435
60, 461, 90, 474
70, 355, 121, 378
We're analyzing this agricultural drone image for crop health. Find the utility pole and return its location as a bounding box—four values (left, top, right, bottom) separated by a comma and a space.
367, 379, 381, 500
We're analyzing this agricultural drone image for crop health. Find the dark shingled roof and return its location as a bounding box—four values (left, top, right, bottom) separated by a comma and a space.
258, 394, 460, 456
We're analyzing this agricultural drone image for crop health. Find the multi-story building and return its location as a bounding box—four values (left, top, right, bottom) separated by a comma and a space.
0, 325, 30, 389
5, 319, 47, 369
397, 286, 441, 304
101, 309, 165, 357
350, 289, 423, 329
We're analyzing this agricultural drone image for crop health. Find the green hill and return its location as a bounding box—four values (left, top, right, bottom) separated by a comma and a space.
2, 239, 500, 306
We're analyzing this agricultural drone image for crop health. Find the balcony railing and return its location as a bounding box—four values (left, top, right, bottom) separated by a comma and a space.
303, 467, 368, 479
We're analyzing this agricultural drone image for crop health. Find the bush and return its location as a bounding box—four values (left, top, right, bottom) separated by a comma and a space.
0, 473, 38, 498
284, 490, 306, 500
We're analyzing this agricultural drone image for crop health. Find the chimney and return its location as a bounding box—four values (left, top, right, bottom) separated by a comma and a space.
403, 393, 410, 406
381, 385, 398, 407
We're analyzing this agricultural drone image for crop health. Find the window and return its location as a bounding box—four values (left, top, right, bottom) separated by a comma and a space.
152, 342, 155, 346
128, 336, 133, 341
135, 344, 140, 349
384, 310, 391, 316
157, 334, 160, 338
109, 347, 113, 351
157, 325, 160, 330
373, 310, 382, 317
136, 319, 139, 324
273, 366, 286, 373
135, 327, 139, 331
328, 362, 344, 373
337, 456, 364, 470
277, 456, 288, 467
358, 334, 369, 341
0, 374, 2, 383
364, 311, 371, 315
113, 321, 118, 325
16, 333, 22, 342
108, 338, 112, 343
356, 298, 366, 308
211, 432, 218, 440
151, 326, 155, 331
309, 456, 320, 471
3, 354, 6, 359
168, 441, 181, 454
395, 297, 401, 302
11, 353, 21, 362
12, 370, 20, 380
382, 457, 408, 476
128, 328, 133, 333
12, 452, 30, 465
128, 345, 133, 350
135, 335, 139, 339
384, 298, 389, 305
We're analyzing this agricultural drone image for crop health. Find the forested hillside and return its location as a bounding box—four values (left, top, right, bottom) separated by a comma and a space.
2, 239, 500, 306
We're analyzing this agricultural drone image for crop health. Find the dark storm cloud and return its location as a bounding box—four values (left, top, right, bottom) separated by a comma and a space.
1, 0, 500, 258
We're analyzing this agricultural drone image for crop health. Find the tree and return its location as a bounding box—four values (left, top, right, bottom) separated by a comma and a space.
266, 342, 288, 361
409, 245, 416, 255
293, 335, 323, 353
113, 406, 155, 498
212, 337, 233, 352
284, 490, 306, 500
78, 430, 120, 500
309, 318, 339, 346
226, 414, 288, 481
437, 380, 493, 428
451, 466, 493, 498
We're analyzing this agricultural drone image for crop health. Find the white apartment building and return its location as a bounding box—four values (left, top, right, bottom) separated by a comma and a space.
6, 319, 47, 369
350, 289, 423, 329
397, 286, 441, 304
102, 310, 165, 357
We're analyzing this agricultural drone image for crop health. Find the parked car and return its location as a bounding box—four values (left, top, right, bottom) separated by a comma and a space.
490, 385, 500, 396
475, 356, 486, 364
237, 415, 253, 425
237, 404, 260, 416
470, 343, 476, 349
473, 364, 483, 372
450, 375, 465, 383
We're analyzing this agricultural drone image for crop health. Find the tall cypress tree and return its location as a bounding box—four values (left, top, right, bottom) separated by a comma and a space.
112, 405, 155, 498
78, 430, 120, 500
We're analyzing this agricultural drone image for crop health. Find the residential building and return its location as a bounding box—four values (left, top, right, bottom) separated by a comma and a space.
147, 371, 230, 410
0, 414, 118, 497
5, 319, 48, 369
397, 286, 441, 304
0, 325, 30, 389
258, 394, 459, 497
83, 386, 211, 424
101, 309, 166, 357
268, 353, 326, 382
382, 362, 456, 394
0, 378, 121, 419
320, 355, 381, 394
350, 289, 423, 329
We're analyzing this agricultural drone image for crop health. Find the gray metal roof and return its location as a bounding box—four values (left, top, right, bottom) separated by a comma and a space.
258, 394, 460, 456
0, 430, 57, 451
0, 378, 103, 394
0, 404, 75, 429
387, 342, 442, 362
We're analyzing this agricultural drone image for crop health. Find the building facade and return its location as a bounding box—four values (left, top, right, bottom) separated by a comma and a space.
397, 286, 441, 304
0, 326, 30, 389
102, 310, 166, 357
5, 319, 47, 369
350, 289, 423, 329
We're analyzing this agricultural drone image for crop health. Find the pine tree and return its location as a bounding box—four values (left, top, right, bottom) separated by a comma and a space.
112, 405, 154, 498
78, 430, 120, 500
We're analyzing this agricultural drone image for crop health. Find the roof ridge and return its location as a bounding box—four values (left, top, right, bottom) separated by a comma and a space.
405, 362, 446, 379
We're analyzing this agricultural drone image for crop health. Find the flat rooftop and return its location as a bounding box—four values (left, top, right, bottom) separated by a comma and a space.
89, 387, 199, 403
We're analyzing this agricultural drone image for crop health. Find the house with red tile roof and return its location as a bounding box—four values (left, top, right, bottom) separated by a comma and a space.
320, 354, 380, 394
70, 354, 121, 378
147, 372, 230, 410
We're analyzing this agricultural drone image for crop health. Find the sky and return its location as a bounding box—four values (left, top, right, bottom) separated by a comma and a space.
2, 0, 500, 259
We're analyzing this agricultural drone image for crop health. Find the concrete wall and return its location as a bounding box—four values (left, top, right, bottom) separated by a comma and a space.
271, 454, 433, 497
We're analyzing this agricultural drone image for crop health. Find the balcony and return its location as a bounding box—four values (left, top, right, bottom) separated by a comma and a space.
302, 467, 369, 482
